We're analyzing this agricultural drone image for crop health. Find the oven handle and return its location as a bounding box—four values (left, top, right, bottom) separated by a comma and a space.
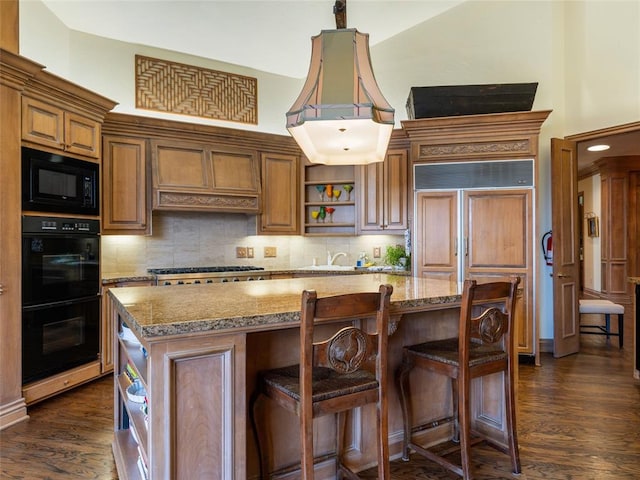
22, 295, 100, 312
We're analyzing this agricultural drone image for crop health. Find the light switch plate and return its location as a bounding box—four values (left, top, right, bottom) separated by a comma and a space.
247, 247, 254, 258
264, 246, 277, 258
236, 247, 247, 258
373, 247, 381, 258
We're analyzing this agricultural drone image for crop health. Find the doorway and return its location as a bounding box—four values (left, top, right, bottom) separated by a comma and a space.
552, 121, 640, 358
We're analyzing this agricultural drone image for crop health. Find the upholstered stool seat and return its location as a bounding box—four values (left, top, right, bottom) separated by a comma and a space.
579, 299, 624, 347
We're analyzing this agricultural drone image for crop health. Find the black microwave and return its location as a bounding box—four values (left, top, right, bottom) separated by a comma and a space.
22, 147, 99, 215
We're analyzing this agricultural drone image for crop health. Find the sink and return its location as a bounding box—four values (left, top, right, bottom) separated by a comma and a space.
298, 265, 355, 271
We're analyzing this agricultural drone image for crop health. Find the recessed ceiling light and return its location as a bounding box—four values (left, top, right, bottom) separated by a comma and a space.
587, 144, 610, 152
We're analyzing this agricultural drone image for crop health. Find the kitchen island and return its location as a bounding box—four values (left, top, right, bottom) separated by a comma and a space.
108, 274, 512, 479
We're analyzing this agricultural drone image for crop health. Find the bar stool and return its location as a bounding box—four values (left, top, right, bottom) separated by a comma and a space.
579, 299, 624, 347
249, 284, 393, 479
397, 278, 520, 479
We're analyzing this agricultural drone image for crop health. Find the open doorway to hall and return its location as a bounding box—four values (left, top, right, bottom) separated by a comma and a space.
552, 122, 640, 358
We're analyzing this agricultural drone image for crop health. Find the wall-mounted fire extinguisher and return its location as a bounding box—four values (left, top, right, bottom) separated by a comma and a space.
542, 231, 553, 266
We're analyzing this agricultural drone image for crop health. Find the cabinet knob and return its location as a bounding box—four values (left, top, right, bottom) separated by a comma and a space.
0, 284, 4, 295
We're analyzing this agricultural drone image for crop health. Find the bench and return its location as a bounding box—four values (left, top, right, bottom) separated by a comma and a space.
579, 299, 624, 348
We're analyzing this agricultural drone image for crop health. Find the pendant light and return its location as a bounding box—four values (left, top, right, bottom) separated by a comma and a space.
286, 0, 395, 165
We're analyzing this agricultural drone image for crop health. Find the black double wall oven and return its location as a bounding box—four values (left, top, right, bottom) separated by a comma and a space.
21, 147, 101, 384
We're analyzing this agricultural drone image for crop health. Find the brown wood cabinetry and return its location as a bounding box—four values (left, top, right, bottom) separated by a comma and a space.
597, 157, 639, 302
415, 191, 459, 282
357, 148, 409, 233
259, 152, 300, 234
303, 163, 356, 236
151, 139, 261, 213
405, 111, 550, 359
111, 296, 247, 479
0, 49, 41, 429
416, 189, 533, 354
22, 96, 102, 159
1, 50, 115, 427
102, 113, 301, 231
102, 136, 149, 234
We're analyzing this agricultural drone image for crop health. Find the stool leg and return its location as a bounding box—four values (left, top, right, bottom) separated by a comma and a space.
605, 314, 611, 340
505, 361, 522, 474
618, 314, 624, 348
451, 377, 460, 444
397, 356, 413, 461
249, 391, 268, 480
458, 375, 472, 479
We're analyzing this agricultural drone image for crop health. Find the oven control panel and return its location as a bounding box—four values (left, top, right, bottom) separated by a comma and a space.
23, 216, 100, 235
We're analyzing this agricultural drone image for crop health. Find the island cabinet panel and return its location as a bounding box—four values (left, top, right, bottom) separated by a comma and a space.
102, 136, 149, 235
112, 305, 247, 480
150, 139, 261, 213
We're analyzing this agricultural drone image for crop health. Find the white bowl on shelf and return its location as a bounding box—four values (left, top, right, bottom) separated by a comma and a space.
126, 380, 147, 404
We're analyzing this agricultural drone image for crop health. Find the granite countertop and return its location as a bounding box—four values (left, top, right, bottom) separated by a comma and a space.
102, 272, 156, 284
102, 267, 409, 284
108, 274, 462, 339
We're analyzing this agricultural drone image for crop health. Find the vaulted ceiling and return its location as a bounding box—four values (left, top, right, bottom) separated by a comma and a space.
39, 0, 639, 170
40, 0, 465, 78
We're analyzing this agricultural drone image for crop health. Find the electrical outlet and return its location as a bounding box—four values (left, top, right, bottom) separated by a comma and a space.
264, 246, 277, 258
247, 247, 254, 258
236, 246, 247, 258
373, 246, 381, 258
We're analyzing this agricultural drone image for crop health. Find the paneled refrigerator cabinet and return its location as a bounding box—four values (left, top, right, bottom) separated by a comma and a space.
403, 110, 551, 359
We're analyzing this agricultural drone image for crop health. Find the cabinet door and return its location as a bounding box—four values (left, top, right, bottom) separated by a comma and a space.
358, 158, 384, 232
358, 149, 408, 233
210, 147, 260, 195
64, 111, 101, 158
259, 152, 299, 234
21, 97, 64, 150
464, 189, 533, 354
384, 149, 409, 232
102, 136, 149, 234
152, 140, 210, 191
22, 97, 100, 158
415, 191, 459, 282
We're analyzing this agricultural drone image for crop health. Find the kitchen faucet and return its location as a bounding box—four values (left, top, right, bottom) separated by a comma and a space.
327, 251, 347, 266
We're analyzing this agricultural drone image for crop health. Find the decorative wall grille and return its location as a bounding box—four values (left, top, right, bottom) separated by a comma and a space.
135, 55, 257, 124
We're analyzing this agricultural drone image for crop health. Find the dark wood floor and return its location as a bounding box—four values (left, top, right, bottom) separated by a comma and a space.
1, 329, 639, 479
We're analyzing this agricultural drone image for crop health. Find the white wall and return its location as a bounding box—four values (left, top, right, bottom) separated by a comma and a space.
19, 0, 640, 343
578, 175, 602, 291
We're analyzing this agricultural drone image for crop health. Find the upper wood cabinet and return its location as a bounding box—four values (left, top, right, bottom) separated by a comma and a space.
357, 148, 408, 233
22, 97, 102, 159
102, 136, 149, 235
259, 152, 299, 234
150, 139, 261, 213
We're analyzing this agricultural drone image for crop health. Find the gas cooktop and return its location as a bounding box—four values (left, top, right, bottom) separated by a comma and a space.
147, 266, 265, 275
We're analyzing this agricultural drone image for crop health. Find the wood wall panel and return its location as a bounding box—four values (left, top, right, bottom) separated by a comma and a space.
136, 55, 257, 124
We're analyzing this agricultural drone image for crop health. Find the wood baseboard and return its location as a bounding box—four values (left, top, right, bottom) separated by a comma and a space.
0, 398, 28, 431
539, 338, 553, 353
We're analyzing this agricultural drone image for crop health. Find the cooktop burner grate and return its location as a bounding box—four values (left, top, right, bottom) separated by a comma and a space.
148, 266, 265, 275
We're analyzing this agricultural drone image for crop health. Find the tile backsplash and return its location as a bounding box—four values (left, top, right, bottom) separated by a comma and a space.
101, 211, 404, 275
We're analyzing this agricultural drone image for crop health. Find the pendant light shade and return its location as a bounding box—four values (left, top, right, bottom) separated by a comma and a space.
286, 28, 395, 165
